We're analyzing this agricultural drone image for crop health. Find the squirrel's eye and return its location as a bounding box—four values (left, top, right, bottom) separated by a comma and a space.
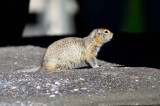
104, 30, 109, 34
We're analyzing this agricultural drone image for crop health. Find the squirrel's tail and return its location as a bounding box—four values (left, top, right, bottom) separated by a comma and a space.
14, 66, 41, 73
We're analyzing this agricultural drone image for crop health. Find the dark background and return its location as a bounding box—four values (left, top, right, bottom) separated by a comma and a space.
0, 0, 160, 69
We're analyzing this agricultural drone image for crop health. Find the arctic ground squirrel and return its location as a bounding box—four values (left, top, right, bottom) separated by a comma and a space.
16, 28, 113, 73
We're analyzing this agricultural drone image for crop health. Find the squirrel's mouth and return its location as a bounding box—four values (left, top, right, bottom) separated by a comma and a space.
108, 31, 113, 39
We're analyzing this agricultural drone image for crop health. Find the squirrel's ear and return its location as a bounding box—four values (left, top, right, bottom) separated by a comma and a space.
93, 29, 98, 33
89, 29, 97, 38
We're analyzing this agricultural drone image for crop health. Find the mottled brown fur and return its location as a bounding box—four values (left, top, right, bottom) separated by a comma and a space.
43, 28, 113, 71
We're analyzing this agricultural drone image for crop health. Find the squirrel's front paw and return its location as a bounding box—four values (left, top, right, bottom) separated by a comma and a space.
92, 65, 99, 68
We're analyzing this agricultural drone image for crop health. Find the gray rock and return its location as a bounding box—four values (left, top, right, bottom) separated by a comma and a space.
0, 46, 160, 105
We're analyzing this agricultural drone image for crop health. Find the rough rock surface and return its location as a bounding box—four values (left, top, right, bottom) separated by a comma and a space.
0, 46, 160, 105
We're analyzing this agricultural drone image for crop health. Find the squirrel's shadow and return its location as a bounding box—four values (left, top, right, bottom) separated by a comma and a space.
75, 66, 91, 69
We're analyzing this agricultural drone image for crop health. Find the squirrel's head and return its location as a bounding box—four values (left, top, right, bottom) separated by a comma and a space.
89, 28, 113, 43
